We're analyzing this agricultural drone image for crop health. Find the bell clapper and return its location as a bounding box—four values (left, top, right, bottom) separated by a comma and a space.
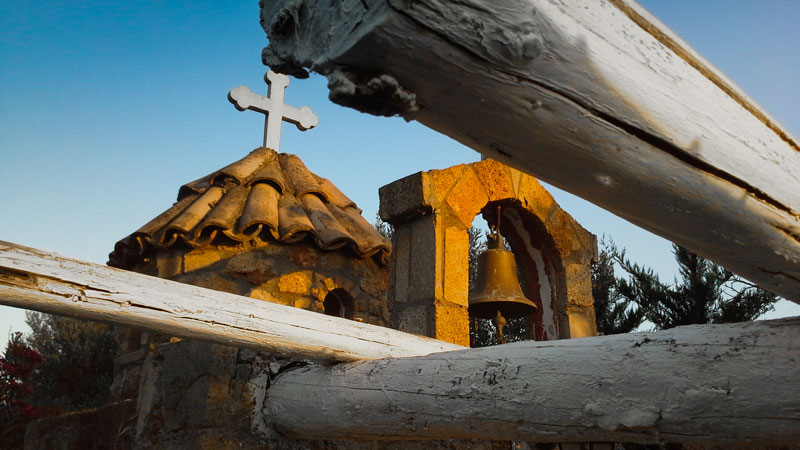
491, 205, 501, 242
493, 309, 508, 344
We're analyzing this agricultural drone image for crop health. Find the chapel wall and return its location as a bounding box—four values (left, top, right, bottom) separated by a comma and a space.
109, 238, 389, 402
158, 242, 389, 325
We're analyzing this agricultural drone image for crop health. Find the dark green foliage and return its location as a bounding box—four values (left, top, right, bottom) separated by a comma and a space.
470, 316, 528, 348
24, 312, 117, 412
373, 213, 394, 241
591, 242, 644, 335
467, 226, 487, 292
613, 244, 778, 330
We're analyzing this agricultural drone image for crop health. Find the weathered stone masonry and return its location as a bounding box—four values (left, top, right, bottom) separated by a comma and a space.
380, 159, 598, 345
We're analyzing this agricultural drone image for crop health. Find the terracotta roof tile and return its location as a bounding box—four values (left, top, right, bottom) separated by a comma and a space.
109, 147, 390, 268
277, 194, 315, 240
317, 177, 358, 211
280, 153, 326, 199
250, 159, 287, 194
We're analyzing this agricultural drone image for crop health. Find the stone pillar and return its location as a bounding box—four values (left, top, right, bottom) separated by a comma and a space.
565, 261, 598, 339
556, 210, 600, 339
390, 214, 469, 345
381, 172, 471, 346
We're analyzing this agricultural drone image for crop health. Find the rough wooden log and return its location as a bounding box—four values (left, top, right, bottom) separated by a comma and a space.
0, 241, 462, 362
266, 318, 800, 445
260, 0, 800, 302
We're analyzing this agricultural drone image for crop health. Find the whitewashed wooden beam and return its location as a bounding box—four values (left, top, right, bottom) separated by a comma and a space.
266, 318, 800, 445
260, 0, 800, 302
0, 241, 462, 362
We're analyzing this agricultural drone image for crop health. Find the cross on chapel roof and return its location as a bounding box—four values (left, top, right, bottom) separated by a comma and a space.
228, 70, 318, 151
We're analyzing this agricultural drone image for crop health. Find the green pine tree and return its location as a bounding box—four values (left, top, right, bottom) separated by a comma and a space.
24, 312, 117, 412
591, 242, 644, 335
373, 213, 394, 241
613, 244, 778, 330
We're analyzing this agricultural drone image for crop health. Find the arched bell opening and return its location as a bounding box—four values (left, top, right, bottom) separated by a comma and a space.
468, 214, 524, 347
323, 288, 354, 319
469, 200, 568, 343
468, 204, 538, 347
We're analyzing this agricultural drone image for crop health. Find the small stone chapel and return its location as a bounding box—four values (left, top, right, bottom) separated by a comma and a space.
23, 71, 598, 450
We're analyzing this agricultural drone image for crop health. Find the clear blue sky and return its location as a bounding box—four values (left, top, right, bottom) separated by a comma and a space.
1, 1, 799, 338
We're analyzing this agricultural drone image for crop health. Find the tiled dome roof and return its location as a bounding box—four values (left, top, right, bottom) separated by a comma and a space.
108, 147, 390, 268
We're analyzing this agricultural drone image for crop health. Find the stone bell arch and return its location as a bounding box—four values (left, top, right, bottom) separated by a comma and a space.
379, 159, 598, 346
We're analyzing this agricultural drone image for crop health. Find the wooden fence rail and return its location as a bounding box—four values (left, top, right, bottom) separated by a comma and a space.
268, 318, 800, 445
0, 241, 462, 362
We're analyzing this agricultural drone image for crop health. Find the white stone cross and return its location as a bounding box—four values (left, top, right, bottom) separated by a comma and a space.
228, 70, 318, 151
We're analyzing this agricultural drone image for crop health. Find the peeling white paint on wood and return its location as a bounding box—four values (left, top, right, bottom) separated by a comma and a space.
266, 318, 800, 445
261, 0, 800, 301
0, 241, 462, 362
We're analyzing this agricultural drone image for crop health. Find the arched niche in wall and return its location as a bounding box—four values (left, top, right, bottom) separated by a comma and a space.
324, 288, 354, 319
481, 199, 566, 341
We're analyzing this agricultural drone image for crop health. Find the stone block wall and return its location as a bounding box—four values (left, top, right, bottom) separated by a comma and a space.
133, 341, 269, 449
162, 241, 389, 325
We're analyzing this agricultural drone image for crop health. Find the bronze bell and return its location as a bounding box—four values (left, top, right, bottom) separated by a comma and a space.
469, 232, 537, 320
